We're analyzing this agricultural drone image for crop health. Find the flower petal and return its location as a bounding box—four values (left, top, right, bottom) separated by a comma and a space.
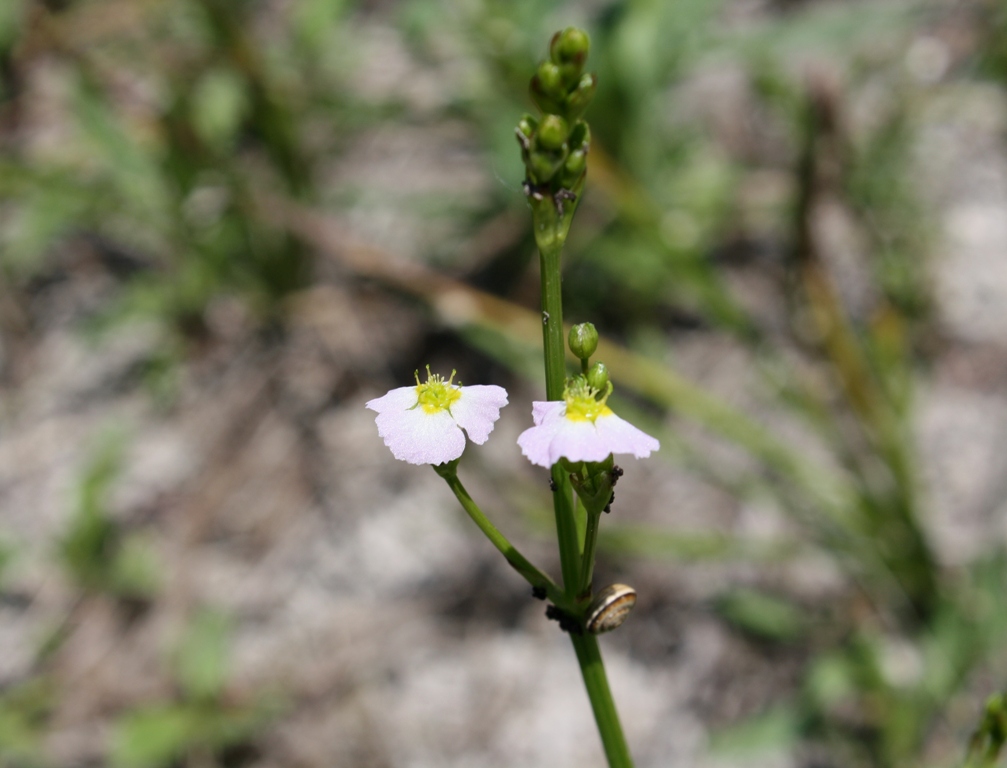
374, 407, 466, 465
548, 419, 613, 464
451, 385, 508, 445
365, 386, 418, 414
593, 412, 660, 458
517, 416, 565, 468
531, 400, 563, 426
517, 401, 660, 468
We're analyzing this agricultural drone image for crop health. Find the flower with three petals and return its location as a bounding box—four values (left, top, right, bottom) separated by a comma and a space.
366, 369, 508, 465
517, 378, 659, 468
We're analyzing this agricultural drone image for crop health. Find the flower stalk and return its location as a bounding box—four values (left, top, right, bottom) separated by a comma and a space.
520, 28, 636, 767
539, 266, 635, 766
541, 240, 584, 595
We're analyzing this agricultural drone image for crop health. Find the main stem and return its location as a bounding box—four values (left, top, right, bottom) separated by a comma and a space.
539, 239, 634, 768
572, 633, 634, 767
540, 241, 583, 593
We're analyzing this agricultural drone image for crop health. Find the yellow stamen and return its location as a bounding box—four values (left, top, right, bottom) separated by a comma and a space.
563, 377, 612, 423
414, 367, 462, 414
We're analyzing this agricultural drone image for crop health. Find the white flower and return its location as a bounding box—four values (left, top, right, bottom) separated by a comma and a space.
517, 380, 659, 468
366, 369, 508, 465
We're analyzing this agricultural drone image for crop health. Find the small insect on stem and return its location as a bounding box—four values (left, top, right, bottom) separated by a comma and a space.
555, 188, 576, 213
546, 604, 583, 635
543, 311, 550, 325
554, 188, 577, 217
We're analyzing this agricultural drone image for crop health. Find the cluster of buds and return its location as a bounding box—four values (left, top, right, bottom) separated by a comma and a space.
516, 27, 596, 210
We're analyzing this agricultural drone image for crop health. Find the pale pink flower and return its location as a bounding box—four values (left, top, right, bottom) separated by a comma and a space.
517, 381, 658, 468
366, 370, 508, 465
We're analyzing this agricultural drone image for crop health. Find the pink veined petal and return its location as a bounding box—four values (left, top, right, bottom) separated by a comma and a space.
365, 386, 418, 414
548, 419, 613, 465
375, 407, 466, 465
593, 412, 660, 458
517, 417, 565, 468
450, 385, 508, 445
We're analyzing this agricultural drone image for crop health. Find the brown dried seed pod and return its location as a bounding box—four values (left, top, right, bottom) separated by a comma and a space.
585, 584, 637, 634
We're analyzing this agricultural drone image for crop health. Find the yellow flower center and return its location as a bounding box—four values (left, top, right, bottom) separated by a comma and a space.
415, 369, 462, 414
563, 378, 612, 423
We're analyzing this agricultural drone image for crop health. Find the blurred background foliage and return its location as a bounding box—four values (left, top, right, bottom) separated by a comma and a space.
2, 0, 1007, 766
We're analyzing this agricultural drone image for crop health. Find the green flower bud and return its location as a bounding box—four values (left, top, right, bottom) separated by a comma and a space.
586, 362, 609, 391
536, 114, 568, 151
568, 120, 591, 152
516, 114, 537, 160
550, 27, 590, 67
565, 73, 597, 121
536, 61, 564, 96
557, 65, 581, 94
530, 76, 564, 115
560, 148, 587, 187
517, 114, 538, 141
569, 322, 598, 360
558, 121, 590, 186
528, 150, 564, 184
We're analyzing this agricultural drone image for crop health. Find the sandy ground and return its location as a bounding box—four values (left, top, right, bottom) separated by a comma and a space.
3, 6, 1007, 768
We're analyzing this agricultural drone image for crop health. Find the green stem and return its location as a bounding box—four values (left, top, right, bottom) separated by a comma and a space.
579, 508, 602, 596
571, 633, 634, 768
540, 240, 583, 595
551, 466, 581, 594
536, 226, 635, 768
540, 242, 568, 401
434, 464, 575, 613
573, 490, 588, 556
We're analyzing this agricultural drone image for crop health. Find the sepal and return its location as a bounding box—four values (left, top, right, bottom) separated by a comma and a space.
569, 457, 620, 515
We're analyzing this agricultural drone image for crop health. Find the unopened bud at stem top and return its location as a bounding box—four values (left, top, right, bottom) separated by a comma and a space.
550, 27, 590, 67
